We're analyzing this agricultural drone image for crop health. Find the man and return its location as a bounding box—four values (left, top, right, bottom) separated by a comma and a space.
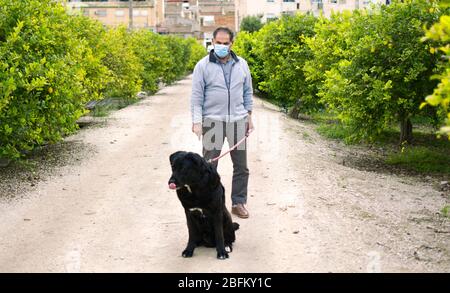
190, 27, 254, 219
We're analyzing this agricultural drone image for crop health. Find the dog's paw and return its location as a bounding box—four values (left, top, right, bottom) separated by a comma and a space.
182, 249, 194, 258
217, 250, 229, 260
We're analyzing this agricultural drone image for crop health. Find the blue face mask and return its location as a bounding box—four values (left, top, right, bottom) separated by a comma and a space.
214, 44, 230, 58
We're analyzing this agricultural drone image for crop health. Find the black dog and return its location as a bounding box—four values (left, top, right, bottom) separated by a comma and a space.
168, 151, 239, 259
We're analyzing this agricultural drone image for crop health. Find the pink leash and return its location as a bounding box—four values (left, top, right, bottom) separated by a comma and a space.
207, 131, 251, 163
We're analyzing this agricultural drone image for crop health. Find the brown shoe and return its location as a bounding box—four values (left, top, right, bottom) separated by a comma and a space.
232, 204, 249, 219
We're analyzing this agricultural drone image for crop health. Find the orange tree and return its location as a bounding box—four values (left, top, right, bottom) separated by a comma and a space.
314, 0, 441, 143
233, 30, 265, 93
0, 0, 207, 161
0, 0, 100, 159
252, 14, 318, 116
421, 0, 450, 138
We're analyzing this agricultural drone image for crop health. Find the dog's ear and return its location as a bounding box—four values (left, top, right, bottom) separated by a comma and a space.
169, 151, 184, 165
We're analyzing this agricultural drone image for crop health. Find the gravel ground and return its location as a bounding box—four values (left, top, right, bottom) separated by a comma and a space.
0, 75, 448, 272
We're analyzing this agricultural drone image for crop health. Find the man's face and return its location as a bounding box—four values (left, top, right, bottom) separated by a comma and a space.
213, 31, 233, 50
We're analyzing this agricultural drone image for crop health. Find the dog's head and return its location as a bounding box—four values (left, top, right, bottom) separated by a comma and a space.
168, 151, 219, 191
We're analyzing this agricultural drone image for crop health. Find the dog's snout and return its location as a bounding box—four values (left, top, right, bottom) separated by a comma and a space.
168, 176, 178, 189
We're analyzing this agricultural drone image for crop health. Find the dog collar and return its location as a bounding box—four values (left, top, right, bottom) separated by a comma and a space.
176, 184, 192, 193
189, 207, 203, 213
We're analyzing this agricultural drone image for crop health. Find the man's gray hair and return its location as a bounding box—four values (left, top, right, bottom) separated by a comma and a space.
213, 27, 234, 42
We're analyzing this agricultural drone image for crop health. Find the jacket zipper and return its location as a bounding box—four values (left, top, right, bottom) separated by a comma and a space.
220, 63, 234, 123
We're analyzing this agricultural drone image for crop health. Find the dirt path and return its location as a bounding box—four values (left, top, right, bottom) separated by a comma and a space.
0, 75, 448, 272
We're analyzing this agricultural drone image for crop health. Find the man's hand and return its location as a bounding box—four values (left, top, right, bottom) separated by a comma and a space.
246, 114, 254, 136
192, 123, 202, 140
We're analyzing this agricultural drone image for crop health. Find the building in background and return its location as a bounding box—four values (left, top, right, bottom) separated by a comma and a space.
65, 1, 391, 48
198, 0, 236, 48
236, 0, 298, 24
299, 0, 390, 18
160, 1, 236, 48
159, 0, 201, 37
66, 0, 165, 31
235, 0, 391, 30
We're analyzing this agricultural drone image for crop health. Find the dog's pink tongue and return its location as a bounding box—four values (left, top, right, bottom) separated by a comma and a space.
169, 183, 177, 190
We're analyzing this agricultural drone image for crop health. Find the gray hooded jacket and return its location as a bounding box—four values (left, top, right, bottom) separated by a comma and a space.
190, 50, 253, 123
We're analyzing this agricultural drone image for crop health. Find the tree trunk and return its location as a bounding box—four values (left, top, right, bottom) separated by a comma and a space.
399, 117, 413, 145
289, 99, 302, 119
